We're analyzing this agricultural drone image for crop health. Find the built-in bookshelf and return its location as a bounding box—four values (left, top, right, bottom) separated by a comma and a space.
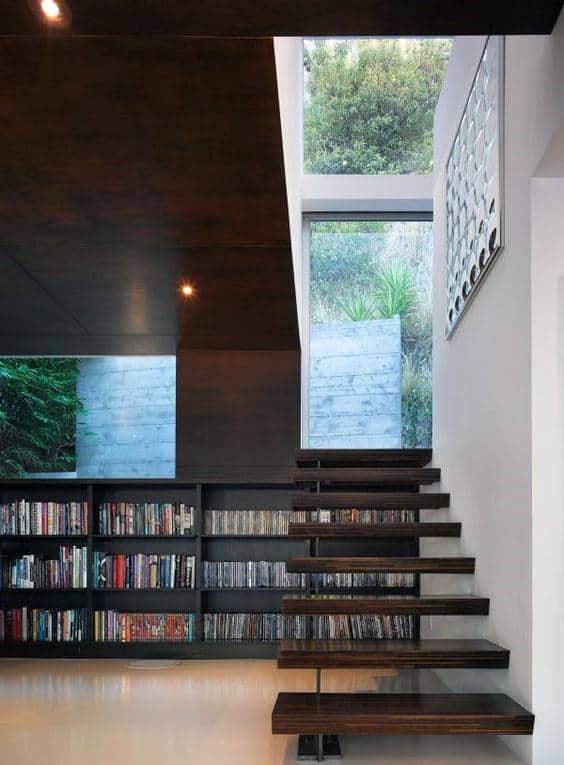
0, 479, 419, 658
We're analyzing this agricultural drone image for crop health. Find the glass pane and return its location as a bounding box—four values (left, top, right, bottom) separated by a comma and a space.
303, 39, 452, 175
0, 356, 176, 478
308, 220, 432, 448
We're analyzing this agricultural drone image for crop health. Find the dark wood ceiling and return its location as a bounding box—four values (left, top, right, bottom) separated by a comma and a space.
1, 3, 562, 355
3, 0, 563, 36
0, 37, 298, 353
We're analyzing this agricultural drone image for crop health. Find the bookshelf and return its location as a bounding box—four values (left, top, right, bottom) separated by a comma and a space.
0, 478, 418, 659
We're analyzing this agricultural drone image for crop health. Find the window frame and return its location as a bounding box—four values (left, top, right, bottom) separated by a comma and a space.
301, 211, 433, 447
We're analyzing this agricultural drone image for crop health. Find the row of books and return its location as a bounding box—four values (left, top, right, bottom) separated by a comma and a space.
202, 613, 414, 640
317, 509, 417, 524
201, 562, 413, 590
312, 572, 415, 588
203, 509, 307, 536
94, 552, 196, 590
310, 614, 415, 640
97, 503, 194, 537
0, 501, 88, 536
1, 547, 87, 589
201, 561, 306, 589
94, 610, 196, 642
0, 608, 87, 642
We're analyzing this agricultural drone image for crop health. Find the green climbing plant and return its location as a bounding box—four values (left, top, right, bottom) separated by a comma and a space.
0, 358, 81, 477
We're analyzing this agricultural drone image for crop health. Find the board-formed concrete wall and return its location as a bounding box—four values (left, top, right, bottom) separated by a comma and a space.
76, 356, 175, 478
309, 317, 401, 448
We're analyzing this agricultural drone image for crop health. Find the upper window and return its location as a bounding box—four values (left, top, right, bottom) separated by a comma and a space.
303, 38, 452, 175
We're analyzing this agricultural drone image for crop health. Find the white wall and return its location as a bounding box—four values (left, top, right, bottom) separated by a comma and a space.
302, 173, 432, 212
531, 132, 564, 764
429, 21, 564, 765
274, 38, 304, 341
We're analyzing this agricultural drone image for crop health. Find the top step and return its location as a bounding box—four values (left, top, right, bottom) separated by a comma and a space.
296, 449, 432, 468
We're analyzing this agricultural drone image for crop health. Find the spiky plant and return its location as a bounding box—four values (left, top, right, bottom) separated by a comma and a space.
335, 291, 380, 322
374, 262, 418, 319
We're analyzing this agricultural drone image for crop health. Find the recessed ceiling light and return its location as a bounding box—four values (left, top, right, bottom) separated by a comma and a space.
40, 0, 61, 20
181, 284, 194, 297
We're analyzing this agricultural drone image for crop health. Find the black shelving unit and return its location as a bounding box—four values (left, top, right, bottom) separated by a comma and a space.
0, 478, 419, 658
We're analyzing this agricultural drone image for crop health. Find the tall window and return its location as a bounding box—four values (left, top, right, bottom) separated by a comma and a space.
303, 38, 452, 175
304, 217, 432, 449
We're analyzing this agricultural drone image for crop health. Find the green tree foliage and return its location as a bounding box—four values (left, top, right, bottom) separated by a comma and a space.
304, 38, 452, 175
0, 359, 80, 477
401, 354, 432, 449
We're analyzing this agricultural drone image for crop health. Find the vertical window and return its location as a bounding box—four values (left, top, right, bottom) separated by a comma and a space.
305, 217, 432, 448
303, 38, 452, 175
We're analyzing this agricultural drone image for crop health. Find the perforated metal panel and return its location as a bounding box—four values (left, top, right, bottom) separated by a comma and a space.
445, 36, 504, 337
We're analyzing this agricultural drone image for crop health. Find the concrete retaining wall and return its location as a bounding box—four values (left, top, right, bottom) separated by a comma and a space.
309, 317, 402, 448
76, 356, 175, 478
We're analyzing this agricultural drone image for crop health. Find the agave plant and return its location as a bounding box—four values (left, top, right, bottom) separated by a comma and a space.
374, 262, 418, 319
335, 291, 380, 321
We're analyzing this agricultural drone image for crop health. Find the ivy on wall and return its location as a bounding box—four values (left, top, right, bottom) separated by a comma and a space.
0, 358, 81, 477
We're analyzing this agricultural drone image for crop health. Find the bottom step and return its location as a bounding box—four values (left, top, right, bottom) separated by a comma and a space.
272, 693, 534, 736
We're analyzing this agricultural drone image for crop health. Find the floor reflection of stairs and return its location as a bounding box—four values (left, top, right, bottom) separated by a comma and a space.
271, 449, 534, 761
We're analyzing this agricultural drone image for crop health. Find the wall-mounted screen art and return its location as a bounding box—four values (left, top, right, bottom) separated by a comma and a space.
445, 36, 504, 337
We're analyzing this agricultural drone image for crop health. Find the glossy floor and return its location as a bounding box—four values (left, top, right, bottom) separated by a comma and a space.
0, 659, 524, 764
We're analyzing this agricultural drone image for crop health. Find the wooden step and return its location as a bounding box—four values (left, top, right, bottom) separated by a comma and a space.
296, 449, 432, 468
288, 522, 461, 538
282, 594, 490, 615
292, 467, 440, 486
276, 639, 510, 669
291, 492, 450, 509
286, 557, 475, 574
272, 692, 534, 735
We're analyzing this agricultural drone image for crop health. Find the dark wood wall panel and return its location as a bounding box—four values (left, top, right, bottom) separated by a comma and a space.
176, 350, 300, 480
4, 0, 562, 36
0, 37, 298, 353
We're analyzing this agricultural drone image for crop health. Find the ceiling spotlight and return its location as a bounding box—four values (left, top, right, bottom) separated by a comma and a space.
40, 0, 61, 19
181, 284, 194, 297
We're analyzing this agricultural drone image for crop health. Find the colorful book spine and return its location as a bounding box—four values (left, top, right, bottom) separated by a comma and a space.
94, 552, 196, 589
94, 611, 195, 642
0, 501, 88, 536
97, 503, 193, 536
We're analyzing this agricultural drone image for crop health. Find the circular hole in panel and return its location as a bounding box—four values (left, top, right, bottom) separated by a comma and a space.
488, 228, 498, 254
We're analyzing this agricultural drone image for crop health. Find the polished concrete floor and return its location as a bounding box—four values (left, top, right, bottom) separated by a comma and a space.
0, 659, 525, 764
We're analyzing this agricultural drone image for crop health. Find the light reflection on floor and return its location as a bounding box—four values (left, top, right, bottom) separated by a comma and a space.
0, 659, 525, 764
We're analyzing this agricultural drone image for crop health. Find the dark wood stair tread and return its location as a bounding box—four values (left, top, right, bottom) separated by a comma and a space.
272, 693, 534, 735
288, 522, 461, 538
295, 449, 433, 467
276, 639, 510, 668
286, 557, 475, 573
292, 467, 440, 485
291, 492, 450, 509
282, 593, 490, 615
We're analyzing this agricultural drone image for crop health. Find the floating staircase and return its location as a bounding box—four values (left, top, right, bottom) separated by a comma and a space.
272, 448, 534, 760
